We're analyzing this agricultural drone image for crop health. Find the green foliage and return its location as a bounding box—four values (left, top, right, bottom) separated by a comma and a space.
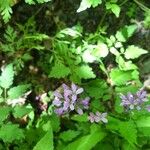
0, 0, 12, 23
64, 125, 106, 150
49, 62, 70, 78
0, 64, 14, 89
77, 0, 102, 12
33, 127, 53, 150
124, 45, 148, 59
119, 121, 137, 146
25, 0, 51, 5
59, 130, 80, 142
0, 106, 11, 124
0, 123, 24, 143
8, 84, 30, 99
110, 68, 139, 86
13, 106, 33, 118
0, 0, 149, 149
84, 79, 109, 99
74, 65, 96, 79
106, 2, 121, 17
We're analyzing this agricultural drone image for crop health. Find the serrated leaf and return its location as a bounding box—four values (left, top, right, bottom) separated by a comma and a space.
63, 125, 106, 150
124, 45, 148, 59
110, 68, 139, 86
59, 130, 80, 142
49, 63, 70, 78
89, 0, 102, 7
75, 65, 96, 79
0, 123, 24, 143
84, 79, 108, 99
0, 64, 14, 89
33, 126, 53, 150
115, 25, 137, 42
8, 84, 30, 99
119, 121, 137, 146
13, 106, 33, 118
0, 106, 11, 124
77, 0, 102, 12
1, 4, 12, 23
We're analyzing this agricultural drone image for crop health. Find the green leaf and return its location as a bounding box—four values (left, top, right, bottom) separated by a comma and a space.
63, 125, 106, 150
0, 64, 14, 89
89, 0, 102, 7
8, 84, 30, 99
13, 106, 33, 118
59, 130, 80, 142
77, 0, 102, 12
92, 43, 109, 58
106, 3, 120, 17
49, 62, 70, 78
116, 55, 137, 71
136, 116, 150, 128
0, 0, 12, 23
75, 65, 96, 79
25, 0, 51, 4
71, 114, 88, 122
0, 123, 24, 143
119, 121, 137, 146
124, 45, 148, 59
33, 127, 53, 150
110, 68, 139, 86
84, 79, 109, 99
115, 25, 137, 42
0, 106, 11, 124
50, 114, 60, 132
110, 4, 120, 18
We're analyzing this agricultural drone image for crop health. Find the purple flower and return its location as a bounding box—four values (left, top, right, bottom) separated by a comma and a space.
76, 107, 83, 115
88, 112, 95, 123
88, 111, 108, 123
66, 83, 84, 102
53, 97, 62, 107
54, 108, 64, 115
52, 83, 89, 116
81, 97, 90, 109
120, 89, 148, 111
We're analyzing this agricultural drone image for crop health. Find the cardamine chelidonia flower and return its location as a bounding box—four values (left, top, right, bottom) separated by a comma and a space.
120, 89, 148, 111
88, 111, 108, 123
52, 83, 90, 115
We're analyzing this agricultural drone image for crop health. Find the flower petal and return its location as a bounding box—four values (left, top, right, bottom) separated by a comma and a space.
76, 88, 84, 95
70, 103, 75, 110
71, 83, 77, 92
72, 94, 77, 102
54, 108, 63, 115
53, 97, 62, 106
77, 107, 83, 115
54, 91, 63, 98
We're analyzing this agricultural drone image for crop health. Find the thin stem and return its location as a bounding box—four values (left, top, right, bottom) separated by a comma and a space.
98, 11, 107, 28
119, 0, 129, 6
134, 0, 150, 12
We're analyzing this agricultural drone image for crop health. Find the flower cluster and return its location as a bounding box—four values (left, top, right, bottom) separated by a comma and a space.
52, 83, 90, 115
120, 89, 148, 111
88, 112, 108, 123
